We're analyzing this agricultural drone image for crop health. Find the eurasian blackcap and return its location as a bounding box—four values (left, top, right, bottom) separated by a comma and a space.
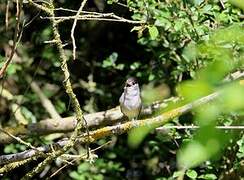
119, 77, 142, 121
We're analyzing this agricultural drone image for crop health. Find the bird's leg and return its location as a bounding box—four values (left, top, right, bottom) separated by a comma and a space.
131, 118, 137, 127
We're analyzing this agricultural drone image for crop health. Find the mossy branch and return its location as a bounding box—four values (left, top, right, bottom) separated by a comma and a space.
0, 91, 220, 166
21, 0, 87, 179
0, 98, 177, 144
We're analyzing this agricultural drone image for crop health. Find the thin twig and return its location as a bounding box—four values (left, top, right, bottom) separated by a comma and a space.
50, 141, 111, 178
83, 116, 90, 159
54, 8, 106, 15
5, 0, 10, 30
71, 0, 88, 60
41, 15, 145, 24
24, 10, 41, 27
183, 0, 200, 40
156, 125, 244, 130
219, 0, 225, 9
0, 0, 23, 78
0, 128, 38, 151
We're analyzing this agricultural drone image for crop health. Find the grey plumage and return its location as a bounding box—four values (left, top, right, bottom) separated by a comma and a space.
119, 77, 142, 120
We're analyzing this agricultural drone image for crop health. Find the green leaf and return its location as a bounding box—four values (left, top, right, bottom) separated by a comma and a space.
127, 126, 153, 149
193, 0, 204, 6
69, 171, 81, 179
130, 62, 140, 70
229, 0, 244, 10
173, 171, 184, 178
102, 52, 118, 68
7, 64, 18, 75
182, 42, 197, 63
177, 80, 213, 102
148, 73, 155, 81
198, 174, 217, 179
148, 26, 159, 40
115, 63, 124, 70
21, 107, 37, 123
4, 144, 18, 154
186, 169, 198, 179
177, 140, 208, 169
55, 100, 66, 113
78, 163, 90, 173
220, 82, 244, 111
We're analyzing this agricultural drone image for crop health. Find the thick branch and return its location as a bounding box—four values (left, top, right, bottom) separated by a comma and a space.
0, 92, 219, 166
0, 98, 177, 144
1, 74, 243, 167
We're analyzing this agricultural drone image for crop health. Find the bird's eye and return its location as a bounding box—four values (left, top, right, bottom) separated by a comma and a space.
126, 84, 132, 87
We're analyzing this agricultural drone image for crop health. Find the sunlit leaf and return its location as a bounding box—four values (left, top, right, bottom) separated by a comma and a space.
178, 140, 209, 168
148, 26, 159, 40
229, 0, 244, 10
186, 169, 198, 179
198, 174, 217, 179
177, 80, 213, 102
220, 83, 244, 111
127, 126, 153, 149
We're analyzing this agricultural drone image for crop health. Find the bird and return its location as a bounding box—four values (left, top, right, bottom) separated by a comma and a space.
119, 77, 142, 122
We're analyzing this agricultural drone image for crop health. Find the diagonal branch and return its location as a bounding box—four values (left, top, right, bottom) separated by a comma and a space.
0, 0, 23, 78
0, 98, 178, 144
0, 71, 243, 144
0, 91, 220, 166
0, 76, 243, 169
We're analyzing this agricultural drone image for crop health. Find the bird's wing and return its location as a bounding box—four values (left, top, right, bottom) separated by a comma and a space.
119, 92, 125, 104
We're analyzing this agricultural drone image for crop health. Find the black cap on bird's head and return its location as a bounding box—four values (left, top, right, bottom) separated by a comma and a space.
125, 77, 138, 87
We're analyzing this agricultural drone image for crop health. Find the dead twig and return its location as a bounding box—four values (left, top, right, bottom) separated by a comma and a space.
0, 128, 38, 151
5, 0, 10, 30
41, 14, 145, 24
71, 0, 88, 60
156, 125, 244, 130
0, 0, 23, 78
50, 141, 111, 178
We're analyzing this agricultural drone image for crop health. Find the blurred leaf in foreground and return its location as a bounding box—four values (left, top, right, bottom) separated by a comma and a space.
229, 0, 244, 10
177, 24, 244, 170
